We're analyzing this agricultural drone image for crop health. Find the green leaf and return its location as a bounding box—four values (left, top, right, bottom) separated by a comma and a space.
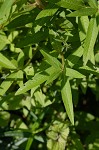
0, 0, 15, 24
15, 66, 56, 95
67, 46, 84, 67
45, 69, 61, 85
0, 31, 9, 50
0, 72, 17, 97
83, 17, 98, 65
61, 75, 74, 125
40, 50, 62, 69
36, 4, 58, 20
66, 67, 85, 78
7, 9, 39, 29
56, 0, 84, 10
78, 16, 89, 42
88, 0, 98, 8
16, 29, 48, 47
0, 53, 16, 69
67, 7, 97, 17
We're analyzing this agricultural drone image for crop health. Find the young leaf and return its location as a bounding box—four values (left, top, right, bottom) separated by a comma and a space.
61, 75, 74, 125
83, 17, 98, 65
67, 8, 97, 17
0, 53, 16, 69
40, 50, 62, 69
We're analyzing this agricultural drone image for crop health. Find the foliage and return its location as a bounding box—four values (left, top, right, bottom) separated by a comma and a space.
0, 0, 99, 149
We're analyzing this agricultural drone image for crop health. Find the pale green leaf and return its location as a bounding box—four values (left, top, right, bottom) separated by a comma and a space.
66, 67, 85, 78
0, 53, 16, 69
67, 8, 97, 17
0, 31, 9, 50
56, 0, 84, 10
83, 17, 98, 65
61, 76, 74, 125
36, 5, 58, 20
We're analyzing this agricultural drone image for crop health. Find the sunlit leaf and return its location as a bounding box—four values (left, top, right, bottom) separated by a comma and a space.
61, 75, 74, 125
0, 53, 16, 69
83, 17, 98, 65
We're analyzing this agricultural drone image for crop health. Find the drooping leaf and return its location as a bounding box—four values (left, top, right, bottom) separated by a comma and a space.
61, 75, 74, 125
0, 53, 16, 69
83, 17, 98, 65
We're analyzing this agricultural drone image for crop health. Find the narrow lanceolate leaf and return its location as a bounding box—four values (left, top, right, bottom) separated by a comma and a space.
61, 75, 74, 125
67, 8, 97, 17
40, 50, 62, 69
83, 17, 98, 65
0, 53, 16, 69
15, 66, 55, 95
0, 31, 9, 51
45, 70, 61, 85
78, 16, 89, 42
56, 0, 84, 10
67, 46, 84, 68
66, 68, 85, 78
0, 0, 15, 24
